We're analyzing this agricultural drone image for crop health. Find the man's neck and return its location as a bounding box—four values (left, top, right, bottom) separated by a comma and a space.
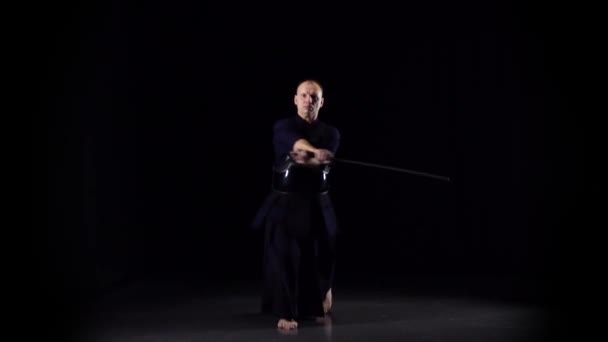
297, 112, 317, 123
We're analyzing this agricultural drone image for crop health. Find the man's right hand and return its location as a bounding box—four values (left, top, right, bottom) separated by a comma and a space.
289, 150, 310, 164
314, 149, 334, 163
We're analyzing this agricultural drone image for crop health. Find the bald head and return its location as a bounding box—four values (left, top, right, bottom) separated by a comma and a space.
294, 80, 324, 123
296, 80, 323, 96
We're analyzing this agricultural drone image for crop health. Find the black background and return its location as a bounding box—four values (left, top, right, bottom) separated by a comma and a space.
32, 0, 582, 338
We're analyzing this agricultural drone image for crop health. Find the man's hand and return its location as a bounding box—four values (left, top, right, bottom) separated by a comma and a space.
314, 149, 334, 163
289, 150, 311, 164
290, 148, 334, 165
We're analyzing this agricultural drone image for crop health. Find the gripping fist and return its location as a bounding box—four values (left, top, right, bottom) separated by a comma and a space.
289, 149, 310, 164
314, 149, 334, 163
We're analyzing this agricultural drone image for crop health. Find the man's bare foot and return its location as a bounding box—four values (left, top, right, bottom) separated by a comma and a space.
315, 314, 333, 324
315, 314, 333, 337
323, 288, 333, 314
277, 318, 298, 330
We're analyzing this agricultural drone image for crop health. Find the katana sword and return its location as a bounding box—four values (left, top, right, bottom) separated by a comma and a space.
333, 158, 451, 182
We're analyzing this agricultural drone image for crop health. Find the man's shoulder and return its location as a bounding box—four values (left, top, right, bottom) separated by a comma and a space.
273, 116, 295, 128
318, 120, 340, 135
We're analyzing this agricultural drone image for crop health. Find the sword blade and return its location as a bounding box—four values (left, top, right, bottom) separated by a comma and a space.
334, 158, 451, 182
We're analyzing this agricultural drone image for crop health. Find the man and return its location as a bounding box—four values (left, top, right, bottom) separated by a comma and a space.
252, 79, 340, 330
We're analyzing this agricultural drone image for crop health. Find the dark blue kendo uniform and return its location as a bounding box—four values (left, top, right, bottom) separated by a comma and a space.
252, 114, 340, 320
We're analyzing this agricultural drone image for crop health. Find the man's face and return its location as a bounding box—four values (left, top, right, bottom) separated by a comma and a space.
294, 82, 324, 122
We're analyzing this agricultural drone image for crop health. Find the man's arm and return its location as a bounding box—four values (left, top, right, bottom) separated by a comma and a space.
273, 120, 305, 161
327, 127, 340, 155
292, 125, 340, 165
289, 150, 326, 166
293, 139, 320, 155
290, 146, 336, 165
273, 119, 335, 165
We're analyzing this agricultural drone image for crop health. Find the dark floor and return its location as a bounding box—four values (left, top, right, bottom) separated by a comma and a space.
65, 276, 560, 342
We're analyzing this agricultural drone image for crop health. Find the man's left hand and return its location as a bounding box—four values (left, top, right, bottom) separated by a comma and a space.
289, 150, 310, 164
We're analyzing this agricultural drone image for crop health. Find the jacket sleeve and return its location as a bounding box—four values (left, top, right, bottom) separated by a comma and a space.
272, 119, 303, 161
326, 127, 341, 155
